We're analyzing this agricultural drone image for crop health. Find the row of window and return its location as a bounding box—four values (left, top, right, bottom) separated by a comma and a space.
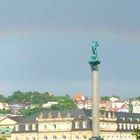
120, 117, 140, 122
16, 137, 36, 140
75, 122, 87, 129
15, 121, 88, 131
118, 123, 140, 130
15, 135, 87, 140
15, 124, 36, 131
15, 121, 140, 132
102, 135, 133, 140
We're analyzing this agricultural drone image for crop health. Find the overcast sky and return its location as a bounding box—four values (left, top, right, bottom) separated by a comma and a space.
0, 0, 139, 98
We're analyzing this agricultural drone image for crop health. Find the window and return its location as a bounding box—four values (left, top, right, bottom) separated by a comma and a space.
123, 124, 126, 130
53, 124, 56, 129
25, 124, 29, 131
62, 135, 66, 139
130, 124, 134, 130
32, 124, 36, 130
83, 136, 87, 139
32, 137, 36, 140
44, 124, 47, 129
75, 122, 79, 129
119, 123, 122, 129
83, 122, 87, 128
15, 137, 18, 140
127, 118, 132, 121
108, 112, 111, 118
44, 136, 48, 140
76, 136, 79, 139
127, 124, 130, 130
136, 118, 140, 122
120, 117, 125, 121
15, 125, 19, 131
134, 124, 137, 129
53, 136, 57, 140
26, 137, 29, 140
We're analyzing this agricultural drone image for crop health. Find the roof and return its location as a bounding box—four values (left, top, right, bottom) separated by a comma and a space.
14, 109, 140, 124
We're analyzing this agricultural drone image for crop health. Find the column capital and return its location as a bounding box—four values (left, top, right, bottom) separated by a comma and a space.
89, 61, 100, 71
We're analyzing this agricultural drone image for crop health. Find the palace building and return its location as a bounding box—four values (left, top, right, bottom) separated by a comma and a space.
0, 109, 139, 140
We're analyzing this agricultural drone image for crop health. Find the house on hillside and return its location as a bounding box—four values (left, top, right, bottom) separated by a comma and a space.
132, 100, 140, 113
42, 101, 58, 108
0, 102, 9, 110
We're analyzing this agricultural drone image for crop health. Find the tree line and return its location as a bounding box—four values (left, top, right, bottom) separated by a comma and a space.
0, 91, 77, 116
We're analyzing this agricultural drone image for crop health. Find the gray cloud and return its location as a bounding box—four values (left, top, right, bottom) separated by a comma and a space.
0, 1, 139, 98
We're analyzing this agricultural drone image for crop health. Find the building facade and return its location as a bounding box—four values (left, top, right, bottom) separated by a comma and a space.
0, 109, 140, 140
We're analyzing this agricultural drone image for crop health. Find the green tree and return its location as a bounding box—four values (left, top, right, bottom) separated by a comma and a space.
101, 96, 110, 101
0, 109, 11, 114
0, 95, 6, 102
20, 107, 45, 116
11, 91, 24, 103
132, 127, 140, 140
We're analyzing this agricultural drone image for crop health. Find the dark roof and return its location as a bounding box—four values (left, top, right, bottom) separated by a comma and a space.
18, 109, 88, 123
16, 109, 140, 124
8, 116, 24, 122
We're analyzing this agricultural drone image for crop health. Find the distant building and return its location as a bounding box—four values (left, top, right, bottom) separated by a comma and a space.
73, 93, 86, 102
110, 97, 120, 102
132, 100, 140, 113
42, 101, 58, 108
0, 102, 9, 110
84, 99, 92, 109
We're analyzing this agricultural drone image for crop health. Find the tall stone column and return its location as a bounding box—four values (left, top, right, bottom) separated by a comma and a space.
88, 41, 103, 140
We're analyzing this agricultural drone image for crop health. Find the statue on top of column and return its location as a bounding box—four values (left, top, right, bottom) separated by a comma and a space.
89, 41, 100, 65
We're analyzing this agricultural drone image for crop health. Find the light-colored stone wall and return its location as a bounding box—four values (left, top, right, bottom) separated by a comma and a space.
11, 130, 136, 140
12, 132, 38, 140
38, 121, 72, 132
71, 130, 92, 140
38, 131, 71, 140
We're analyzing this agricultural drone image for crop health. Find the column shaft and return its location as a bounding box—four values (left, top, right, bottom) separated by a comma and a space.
91, 69, 100, 137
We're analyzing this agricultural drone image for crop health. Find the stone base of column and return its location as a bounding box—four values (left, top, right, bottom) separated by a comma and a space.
90, 136, 104, 140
